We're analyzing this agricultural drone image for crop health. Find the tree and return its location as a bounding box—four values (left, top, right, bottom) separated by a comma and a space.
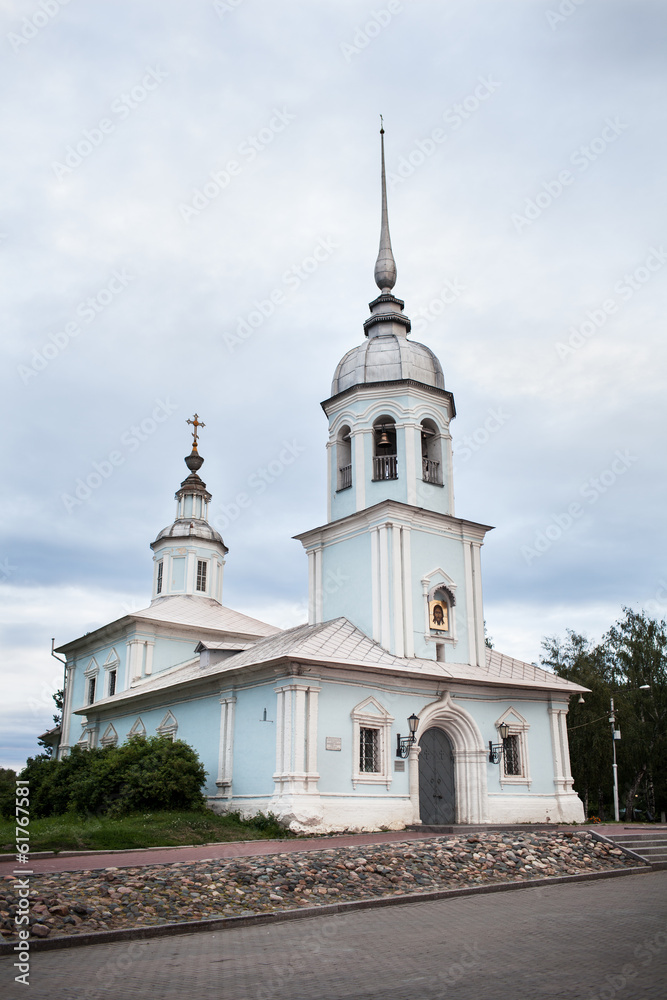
542, 630, 614, 818
603, 609, 667, 821
544, 609, 667, 822
37, 688, 64, 756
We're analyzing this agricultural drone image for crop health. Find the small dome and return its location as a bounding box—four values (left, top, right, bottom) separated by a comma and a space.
331, 332, 445, 396
153, 519, 226, 546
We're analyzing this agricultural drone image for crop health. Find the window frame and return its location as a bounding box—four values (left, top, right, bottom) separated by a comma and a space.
495, 709, 531, 786
351, 697, 394, 789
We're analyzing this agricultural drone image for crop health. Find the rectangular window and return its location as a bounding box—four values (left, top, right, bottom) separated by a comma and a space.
503, 734, 521, 776
156, 561, 163, 594
196, 560, 207, 592
87, 677, 96, 705
108, 669, 116, 697
359, 727, 380, 773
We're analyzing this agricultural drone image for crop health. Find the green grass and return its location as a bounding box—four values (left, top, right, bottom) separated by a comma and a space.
0, 809, 296, 854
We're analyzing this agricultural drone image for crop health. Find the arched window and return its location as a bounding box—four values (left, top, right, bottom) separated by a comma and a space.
337, 425, 352, 490
372, 416, 398, 481
421, 418, 442, 485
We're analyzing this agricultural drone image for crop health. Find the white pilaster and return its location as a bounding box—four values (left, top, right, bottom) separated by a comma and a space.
326, 440, 333, 522
401, 527, 414, 657
463, 542, 477, 666
391, 523, 404, 655
353, 429, 366, 512
378, 523, 391, 650
217, 695, 236, 798
371, 527, 381, 642
404, 422, 417, 506
472, 542, 485, 667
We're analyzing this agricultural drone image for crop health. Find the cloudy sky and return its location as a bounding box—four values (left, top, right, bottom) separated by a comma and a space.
2, 0, 666, 770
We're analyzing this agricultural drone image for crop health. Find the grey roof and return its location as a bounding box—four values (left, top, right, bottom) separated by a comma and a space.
133, 595, 280, 637
332, 333, 445, 395
79, 617, 586, 715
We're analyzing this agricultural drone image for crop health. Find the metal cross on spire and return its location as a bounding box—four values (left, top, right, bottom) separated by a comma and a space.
186, 413, 205, 449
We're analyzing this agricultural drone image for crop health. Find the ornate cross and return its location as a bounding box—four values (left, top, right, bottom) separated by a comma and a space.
186, 413, 205, 447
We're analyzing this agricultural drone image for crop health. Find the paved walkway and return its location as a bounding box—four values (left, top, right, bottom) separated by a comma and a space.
3, 870, 666, 998
0, 830, 441, 876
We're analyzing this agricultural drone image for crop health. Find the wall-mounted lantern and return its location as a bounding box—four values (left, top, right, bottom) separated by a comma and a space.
488, 722, 510, 764
396, 714, 420, 758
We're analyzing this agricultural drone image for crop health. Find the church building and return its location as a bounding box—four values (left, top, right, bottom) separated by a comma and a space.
55, 131, 586, 831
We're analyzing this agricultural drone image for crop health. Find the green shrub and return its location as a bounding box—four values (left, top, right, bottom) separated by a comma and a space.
0, 768, 17, 820
19, 737, 207, 818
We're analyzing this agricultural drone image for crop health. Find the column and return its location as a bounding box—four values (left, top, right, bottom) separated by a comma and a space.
378, 524, 391, 650
463, 543, 477, 665
472, 543, 485, 667
391, 523, 404, 655
408, 744, 422, 824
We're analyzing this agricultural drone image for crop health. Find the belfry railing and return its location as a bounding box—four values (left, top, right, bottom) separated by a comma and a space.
422, 458, 441, 484
338, 464, 352, 490
373, 455, 398, 481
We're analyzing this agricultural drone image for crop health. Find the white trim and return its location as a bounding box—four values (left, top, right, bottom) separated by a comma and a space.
392, 524, 404, 655
401, 526, 414, 657
352, 428, 366, 512
378, 524, 391, 649
157, 709, 178, 739
351, 696, 394, 790
128, 716, 146, 738
100, 723, 118, 747
371, 527, 380, 642
404, 422, 417, 505
216, 695, 236, 797
494, 707, 531, 787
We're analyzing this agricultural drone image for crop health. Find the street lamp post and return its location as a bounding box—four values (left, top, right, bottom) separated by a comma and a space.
609, 698, 621, 822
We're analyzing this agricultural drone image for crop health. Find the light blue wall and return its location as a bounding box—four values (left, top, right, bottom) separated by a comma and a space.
316, 680, 416, 797
409, 529, 470, 663
455, 695, 557, 795
320, 534, 373, 637
231, 683, 278, 795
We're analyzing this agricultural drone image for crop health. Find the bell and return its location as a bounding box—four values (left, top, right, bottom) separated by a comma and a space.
377, 429, 391, 447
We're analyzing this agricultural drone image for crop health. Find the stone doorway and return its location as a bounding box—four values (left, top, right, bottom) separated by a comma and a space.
418, 727, 456, 825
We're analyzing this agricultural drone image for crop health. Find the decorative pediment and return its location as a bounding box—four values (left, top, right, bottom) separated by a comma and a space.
351, 696, 394, 723
157, 710, 178, 738
128, 717, 146, 738
495, 706, 530, 731
103, 648, 119, 668
100, 723, 118, 747
83, 657, 99, 677
422, 567, 457, 590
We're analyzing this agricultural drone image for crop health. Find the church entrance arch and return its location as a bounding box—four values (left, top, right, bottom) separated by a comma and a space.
418, 727, 456, 825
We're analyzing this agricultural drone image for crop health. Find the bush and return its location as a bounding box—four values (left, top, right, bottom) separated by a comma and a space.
0, 768, 17, 820
19, 737, 207, 818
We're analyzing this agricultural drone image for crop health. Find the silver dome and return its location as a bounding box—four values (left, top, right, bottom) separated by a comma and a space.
331, 332, 445, 396
152, 519, 226, 547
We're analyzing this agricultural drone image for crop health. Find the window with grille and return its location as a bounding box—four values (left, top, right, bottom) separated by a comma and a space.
196, 560, 207, 592
359, 727, 380, 772
503, 734, 521, 776
87, 677, 96, 705
156, 561, 163, 594
108, 669, 116, 697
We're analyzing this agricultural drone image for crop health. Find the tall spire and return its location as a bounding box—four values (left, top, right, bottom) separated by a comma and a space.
374, 118, 397, 293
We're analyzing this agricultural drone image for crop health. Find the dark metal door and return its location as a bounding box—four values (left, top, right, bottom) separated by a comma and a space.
418, 727, 455, 825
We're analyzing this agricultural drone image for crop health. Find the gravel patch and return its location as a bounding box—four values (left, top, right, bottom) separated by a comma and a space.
0, 831, 642, 942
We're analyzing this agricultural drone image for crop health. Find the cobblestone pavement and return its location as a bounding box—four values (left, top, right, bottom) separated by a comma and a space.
2, 871, 666, 999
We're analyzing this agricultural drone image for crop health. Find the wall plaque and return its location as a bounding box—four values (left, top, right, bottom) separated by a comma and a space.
394, 760, 405, 772
325, 737, 342, 751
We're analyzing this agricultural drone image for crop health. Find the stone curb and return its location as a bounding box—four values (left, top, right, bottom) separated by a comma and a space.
0, 864, 651, 955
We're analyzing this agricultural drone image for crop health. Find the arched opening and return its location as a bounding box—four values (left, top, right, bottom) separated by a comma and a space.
418, 727, 456, 824
421, 418, 442, 485
428, 584, 454, 635
337, 425, 352, 490
372, 416, 398, 481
